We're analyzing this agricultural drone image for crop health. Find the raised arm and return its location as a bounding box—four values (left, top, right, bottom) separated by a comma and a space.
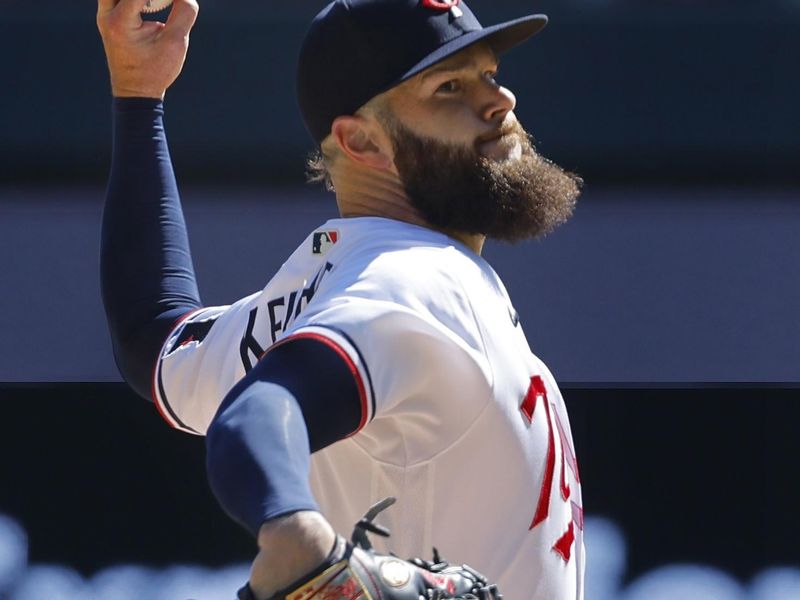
96, 5, 500, 599
96, 3, 343, 594
97, 0, 201, 398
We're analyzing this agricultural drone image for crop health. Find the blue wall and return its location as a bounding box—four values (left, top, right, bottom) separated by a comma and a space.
2, 2, 798, 377
1, 186, 797, 383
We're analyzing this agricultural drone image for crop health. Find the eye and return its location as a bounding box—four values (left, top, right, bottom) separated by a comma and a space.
436, 79, 461, 94
484, 69, 499, 84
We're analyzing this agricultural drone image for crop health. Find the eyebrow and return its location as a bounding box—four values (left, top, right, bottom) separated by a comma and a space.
419, 54, 500, 84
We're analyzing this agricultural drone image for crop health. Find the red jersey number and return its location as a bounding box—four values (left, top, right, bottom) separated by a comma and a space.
521, 376, 583, 562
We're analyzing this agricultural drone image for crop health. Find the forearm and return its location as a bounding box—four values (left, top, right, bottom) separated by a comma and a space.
206, 373, 338, 599
101, 98, 201, 399
205, 334, 363, 534
205, 379, 320, 535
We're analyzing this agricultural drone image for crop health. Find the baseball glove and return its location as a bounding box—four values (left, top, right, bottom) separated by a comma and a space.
237, 497, 502, 600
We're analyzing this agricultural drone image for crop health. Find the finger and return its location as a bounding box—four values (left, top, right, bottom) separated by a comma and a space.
141, 20, 166, 36
113, 0, 152, 24
97, 0, 119, 17
164, 0, 199, 38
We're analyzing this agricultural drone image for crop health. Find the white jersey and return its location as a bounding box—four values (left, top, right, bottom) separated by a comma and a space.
154, 217, 584, 599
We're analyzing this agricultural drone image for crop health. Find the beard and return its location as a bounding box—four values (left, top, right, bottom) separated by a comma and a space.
386, 116, 582, 242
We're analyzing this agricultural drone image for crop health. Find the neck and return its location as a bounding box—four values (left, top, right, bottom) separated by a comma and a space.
333, 164, 486, 255
448, 231, 486, 255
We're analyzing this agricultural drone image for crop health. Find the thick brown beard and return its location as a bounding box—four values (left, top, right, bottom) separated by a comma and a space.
387, 117, 583, 242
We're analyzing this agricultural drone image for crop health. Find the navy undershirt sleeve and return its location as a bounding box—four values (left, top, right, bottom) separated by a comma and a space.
206, 336, 363, 536
102, 98, 363, 537
101, 98, 202, 399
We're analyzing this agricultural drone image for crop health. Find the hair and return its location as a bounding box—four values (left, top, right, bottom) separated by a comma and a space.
305, 150, 328, 187
305, 137, 339, 192
305, 96, 391, 193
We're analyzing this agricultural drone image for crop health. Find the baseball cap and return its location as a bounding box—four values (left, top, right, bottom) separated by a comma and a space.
297, 0, 548, 144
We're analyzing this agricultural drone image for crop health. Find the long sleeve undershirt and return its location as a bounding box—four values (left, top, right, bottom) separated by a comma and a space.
101, 97, 202, 399
100, 98, 361, 536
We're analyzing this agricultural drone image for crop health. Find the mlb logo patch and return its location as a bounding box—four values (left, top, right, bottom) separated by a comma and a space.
312, 230, 339, 255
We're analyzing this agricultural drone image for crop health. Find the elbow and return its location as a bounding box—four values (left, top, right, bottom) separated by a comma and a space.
203, 390, 258, 533
204, 381, 314, 536
205, 382, 255, 477
205, 399, 235, 460
106, 308, 198, 402
111, 334, 159, 401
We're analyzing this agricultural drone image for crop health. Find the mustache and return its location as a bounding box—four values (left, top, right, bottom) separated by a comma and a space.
473, 119, 530, 149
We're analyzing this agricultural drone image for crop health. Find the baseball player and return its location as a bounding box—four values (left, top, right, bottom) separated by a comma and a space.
97, 0, 584, 598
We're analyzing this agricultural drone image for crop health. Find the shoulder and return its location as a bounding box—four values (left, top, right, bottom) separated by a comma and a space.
287, 222, 499, 389
311, 221, 493, 336
326, 218, 488, 305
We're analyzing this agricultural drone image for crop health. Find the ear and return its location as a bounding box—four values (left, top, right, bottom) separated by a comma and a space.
331, 115, 394, 171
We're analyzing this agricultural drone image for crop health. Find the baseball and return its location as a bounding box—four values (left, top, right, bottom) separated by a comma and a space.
141, 0, 173, 14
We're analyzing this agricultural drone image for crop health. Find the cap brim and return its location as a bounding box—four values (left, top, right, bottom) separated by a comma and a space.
399, 14, 548, 84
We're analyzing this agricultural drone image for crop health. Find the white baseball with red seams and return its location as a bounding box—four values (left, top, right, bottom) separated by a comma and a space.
141, 0, 172, 14
153, 217, 585, 599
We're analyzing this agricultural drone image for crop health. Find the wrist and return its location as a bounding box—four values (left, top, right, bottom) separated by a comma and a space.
250, 511, 337, 598
257, 510, 336, 554
113, 96, 163, 110
111, 83, 166, 100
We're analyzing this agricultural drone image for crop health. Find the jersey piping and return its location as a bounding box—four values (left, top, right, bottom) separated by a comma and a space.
151, 307, 209, 435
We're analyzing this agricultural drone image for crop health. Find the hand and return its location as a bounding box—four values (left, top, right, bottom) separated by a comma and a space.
248, 511, 337, 599
96, 0, 199, 99
236, 500, 502, 600
239, 538, 503, 600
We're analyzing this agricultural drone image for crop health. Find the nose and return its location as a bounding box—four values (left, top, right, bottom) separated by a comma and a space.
480, 82, 516, 123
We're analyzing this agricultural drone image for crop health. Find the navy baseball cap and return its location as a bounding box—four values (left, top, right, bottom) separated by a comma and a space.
297, 0, 548, 144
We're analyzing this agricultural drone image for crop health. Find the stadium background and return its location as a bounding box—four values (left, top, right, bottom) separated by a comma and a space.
0, 0, 798, 598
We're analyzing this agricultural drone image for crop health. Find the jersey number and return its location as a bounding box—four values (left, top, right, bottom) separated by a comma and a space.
521, 376, 583, 562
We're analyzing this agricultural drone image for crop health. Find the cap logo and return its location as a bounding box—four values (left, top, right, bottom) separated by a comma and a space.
421, 0, 463, 17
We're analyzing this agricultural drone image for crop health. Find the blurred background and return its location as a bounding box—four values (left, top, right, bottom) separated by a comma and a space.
0, 0, 798, 598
